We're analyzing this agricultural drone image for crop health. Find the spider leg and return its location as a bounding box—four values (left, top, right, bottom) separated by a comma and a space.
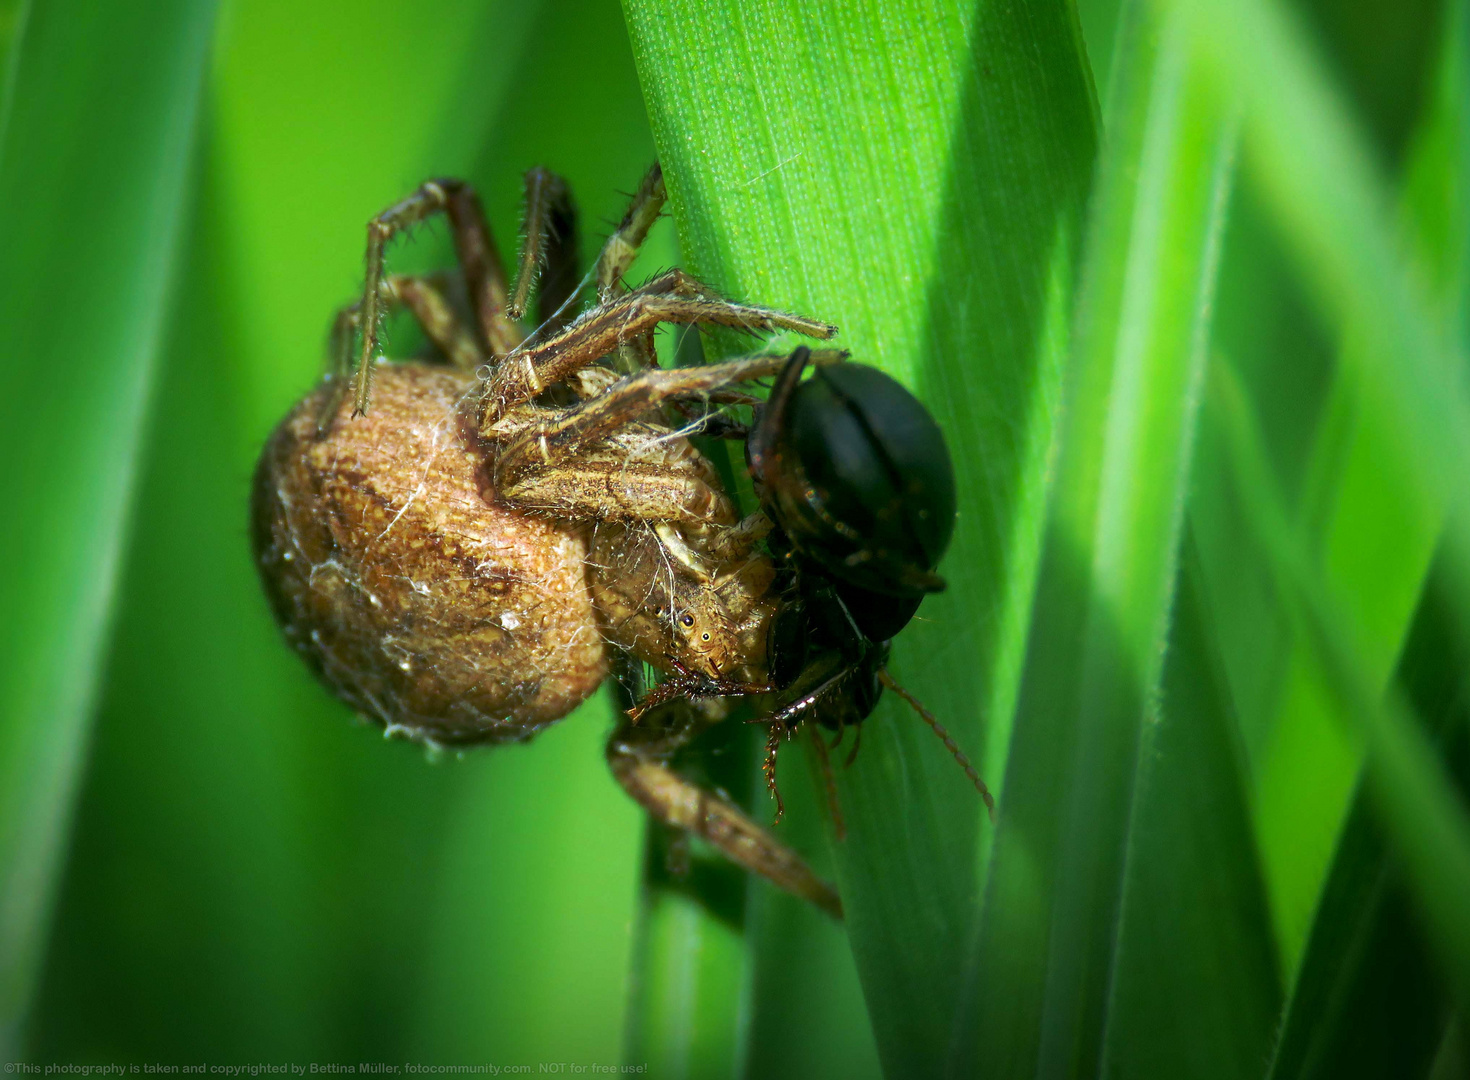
492, 353, 805, 524
478, 271, 837, 427
606, 712, 841, 918
498, 352, 789, 472
595, 162, 665, 301
509, 167, 579, 332
595, 163, 667, 374
317, 273, 483, 433
388, 274, 485, 371
499, 441, 738, 524
353, 179, 521, 416
626, 670, 772, 722
703, 512, 772, 562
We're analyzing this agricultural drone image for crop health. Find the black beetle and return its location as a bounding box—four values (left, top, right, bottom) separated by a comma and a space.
743, 346, 992, 822
747, 345, 955, 726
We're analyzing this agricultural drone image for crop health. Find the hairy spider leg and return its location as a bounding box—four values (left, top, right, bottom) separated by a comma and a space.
596, 162, 666, 301
590, 162, 667, 374
626, 670, 773, 723
318, 273, 482, 433
509, 167, 578, 331
493, 354, 813, 526
497, 353, 790, 479
354, 179, 521, 416
607, 711, 842, 919
478, 270, 837, 428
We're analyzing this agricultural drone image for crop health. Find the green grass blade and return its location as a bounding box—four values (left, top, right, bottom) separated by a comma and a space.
1232, 0, 1464, 971
957, 5, 1237, 1076
622, 2, 1097, 1073
1166, 0, 1470, 998
739, 767, 883, 1080
1101, 535, 1281, 1078
1267, 552, 1469, 1080
31, 0, 654, 1062
0, 0, 27, 145
624, 829, 746, 1080
0, 0, 215, 1053
1209, 356, 1470, 1012
1163, 0, 1470, 629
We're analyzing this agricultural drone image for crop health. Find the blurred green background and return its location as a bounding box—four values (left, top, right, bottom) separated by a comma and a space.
1, 0, 1468, 1077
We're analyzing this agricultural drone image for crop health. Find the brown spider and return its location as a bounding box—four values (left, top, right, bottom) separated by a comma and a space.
251, 164, 844, 916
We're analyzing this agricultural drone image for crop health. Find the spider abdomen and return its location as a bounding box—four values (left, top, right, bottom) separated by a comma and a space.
251, 363, 609, 747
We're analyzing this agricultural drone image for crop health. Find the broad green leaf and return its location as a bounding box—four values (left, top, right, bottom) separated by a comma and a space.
0, 0, 215, 1054
622, 1, 1097, 1073
957, 5, 1236, 1077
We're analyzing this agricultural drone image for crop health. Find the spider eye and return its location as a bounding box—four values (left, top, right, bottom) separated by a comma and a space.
681, 614, 695, 628
701, 632, 710, 642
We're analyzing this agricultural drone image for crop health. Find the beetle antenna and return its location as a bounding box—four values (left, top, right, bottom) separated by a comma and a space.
808, 723, 847, 841
843, 720, 863, 768
879, 670, 995, 822
828, 716, 846, 750
763, 725, 785, 825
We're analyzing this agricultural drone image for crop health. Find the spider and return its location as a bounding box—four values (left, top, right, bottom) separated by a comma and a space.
252, 163, 847, 916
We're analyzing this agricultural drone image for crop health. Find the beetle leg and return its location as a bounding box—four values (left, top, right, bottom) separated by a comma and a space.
353, 179, 521, 417
606, 714, 842, 918
477, 272, 837, 427
763, 724, 785, 825
755, 650, 863, 727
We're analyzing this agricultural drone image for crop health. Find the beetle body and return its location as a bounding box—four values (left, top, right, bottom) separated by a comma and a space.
749, 347, 958, 721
